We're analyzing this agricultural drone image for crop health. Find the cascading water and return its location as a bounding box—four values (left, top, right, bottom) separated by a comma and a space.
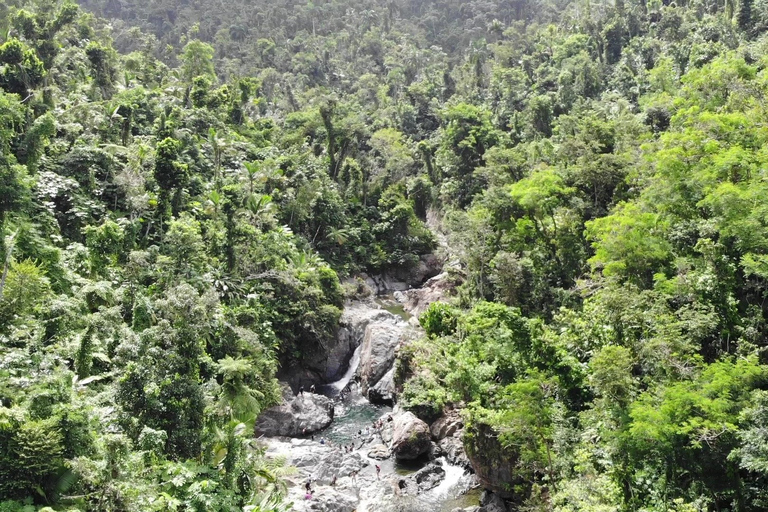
325, 344, 362, 395
259, 298, 479, 511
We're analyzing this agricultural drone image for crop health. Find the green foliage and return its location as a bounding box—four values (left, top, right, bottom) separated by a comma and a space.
1, 0, 768, 509
419, 302, 459, 338
587, 203, 672, 286
181, 40, 216, 81
0, 38, 44, 95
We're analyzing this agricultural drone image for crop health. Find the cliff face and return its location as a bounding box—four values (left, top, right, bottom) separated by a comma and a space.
464, 422, 524, 500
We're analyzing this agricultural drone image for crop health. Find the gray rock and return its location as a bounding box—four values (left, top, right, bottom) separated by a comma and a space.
293, 450, 324, 469
438, 435, 471, 469
279, 298, 403, 389
294, 488, 358, 512
408, 253, 444, 285
332, 303, 389, 377
367, 444, 391, 460
339, 452, 368, 477
413, 462, 446, 492
255, 394, 334, 437
310, 450, 368, 485
466, 423, 521, 499
396, 462, 446, 495
368, 366, 395, 404
431, 410, 464, 440
391, 411, 431, 460
310, 450, 344, 484
359, 314, 412, 398
379, 417, 394, 444
363, 274, 410, 295
394, 271, 460, 317
480, 490, 508, 512
280, 382, 296, 402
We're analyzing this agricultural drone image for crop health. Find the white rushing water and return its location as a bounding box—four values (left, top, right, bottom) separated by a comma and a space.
327, 344, 362, 394
430, 457, 468, 499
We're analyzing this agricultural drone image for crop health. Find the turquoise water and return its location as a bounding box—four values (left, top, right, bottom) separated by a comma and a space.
321, 391, 392, 445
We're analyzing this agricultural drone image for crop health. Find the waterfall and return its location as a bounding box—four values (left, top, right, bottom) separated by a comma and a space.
327, 344, 362, 395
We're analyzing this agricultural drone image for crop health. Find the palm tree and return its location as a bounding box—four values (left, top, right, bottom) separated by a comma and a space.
326, 226, 350, 246
285, 250, 322, 272
205, 189, 222, 218
245, 193, 274, 228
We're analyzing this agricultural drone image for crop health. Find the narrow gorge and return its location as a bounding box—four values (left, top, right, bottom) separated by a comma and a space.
253, 270, 506, 511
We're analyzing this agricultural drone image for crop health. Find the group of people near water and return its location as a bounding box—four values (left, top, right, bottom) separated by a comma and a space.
296, 384, 395, 499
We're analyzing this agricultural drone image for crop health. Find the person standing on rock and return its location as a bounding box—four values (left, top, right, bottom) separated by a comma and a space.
310, 384, 316, 393
375, 464, 381, 480
299, 385, 304, 396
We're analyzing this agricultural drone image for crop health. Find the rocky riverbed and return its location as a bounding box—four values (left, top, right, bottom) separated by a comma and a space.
258, 386, 479, 512
255, 274, 513, 511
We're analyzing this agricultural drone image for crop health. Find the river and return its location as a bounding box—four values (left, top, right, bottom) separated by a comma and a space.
261, 296, 479, 511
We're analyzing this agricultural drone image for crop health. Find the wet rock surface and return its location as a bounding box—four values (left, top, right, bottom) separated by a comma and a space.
480, 490, 510, 512
397, 462, 446, 495
438, 435, 471, 469
263, 430, 476, 512
255, 393, 334, 437
367, 364, 395, 404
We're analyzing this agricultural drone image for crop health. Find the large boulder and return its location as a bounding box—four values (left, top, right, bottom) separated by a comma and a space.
333, 303, 391, 378
396, 462, 446, 495
368, 366, 395, 405
255, 394, 334, 437
394, 271, 460, 317
359, 313, 412, 398
431, 409, 464, 440
438, 436, 471, 469
480, 490, 509, 512
465, 422, 522, 499
310, 450, 367, 485
391, 412, 431, 460
362, 274, 410, 295
388, 253, 444, 287
379, 416, 394, 444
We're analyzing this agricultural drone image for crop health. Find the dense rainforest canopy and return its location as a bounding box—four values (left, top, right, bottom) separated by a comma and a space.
2, 0, 768, 510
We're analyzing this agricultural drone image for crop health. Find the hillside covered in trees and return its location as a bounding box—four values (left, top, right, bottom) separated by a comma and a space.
2, 0, 768, 510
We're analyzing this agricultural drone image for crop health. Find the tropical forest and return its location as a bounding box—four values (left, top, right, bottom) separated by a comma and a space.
1, 0, 768, 510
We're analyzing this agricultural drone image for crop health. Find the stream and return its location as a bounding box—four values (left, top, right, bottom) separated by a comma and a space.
261, 297, 479, 511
